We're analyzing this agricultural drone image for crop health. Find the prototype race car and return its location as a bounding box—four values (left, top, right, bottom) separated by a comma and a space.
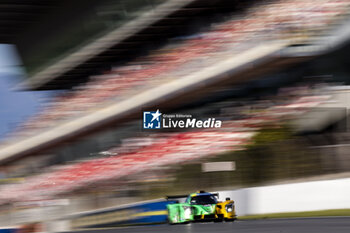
166, 191, 236, 224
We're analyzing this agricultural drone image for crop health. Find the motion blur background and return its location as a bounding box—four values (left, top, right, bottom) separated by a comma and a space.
0, 0, 350, 231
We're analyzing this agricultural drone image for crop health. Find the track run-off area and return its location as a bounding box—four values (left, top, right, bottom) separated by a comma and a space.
68, 217, 350, 233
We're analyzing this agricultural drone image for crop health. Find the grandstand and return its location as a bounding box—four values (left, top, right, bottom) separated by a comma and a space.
0, 93, 330, 204
1, 0, 350, 220
1, 0, 349, 162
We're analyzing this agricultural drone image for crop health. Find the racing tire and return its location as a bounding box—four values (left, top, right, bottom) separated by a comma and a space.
224, 218, 236, 222
167, 215, 176, 225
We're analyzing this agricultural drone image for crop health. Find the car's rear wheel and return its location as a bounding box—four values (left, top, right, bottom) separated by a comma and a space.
214, 215, 224, 222
168, 214, 178, 225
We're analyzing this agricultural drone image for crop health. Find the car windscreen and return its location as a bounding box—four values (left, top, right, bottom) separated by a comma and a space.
190, 195, 217, 205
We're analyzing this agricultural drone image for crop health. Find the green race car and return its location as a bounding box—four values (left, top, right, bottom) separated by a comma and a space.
166, 191, 236, 224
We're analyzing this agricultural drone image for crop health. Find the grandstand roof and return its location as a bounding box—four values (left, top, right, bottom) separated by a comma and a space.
12, 0, 245, 90
0, 0, 60, 43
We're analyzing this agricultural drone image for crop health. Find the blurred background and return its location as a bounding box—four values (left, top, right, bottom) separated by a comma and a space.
0, 0, 350, 231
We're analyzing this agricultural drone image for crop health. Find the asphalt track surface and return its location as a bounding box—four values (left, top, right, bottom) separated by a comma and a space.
71, 217, 350, 233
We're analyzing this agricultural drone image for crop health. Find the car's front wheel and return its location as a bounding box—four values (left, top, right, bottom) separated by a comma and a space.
214, 215, 224, 222
224, 218, 236, 222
